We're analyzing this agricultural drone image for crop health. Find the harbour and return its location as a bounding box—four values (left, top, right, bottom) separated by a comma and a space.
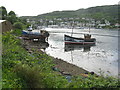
44, 28, 119, 77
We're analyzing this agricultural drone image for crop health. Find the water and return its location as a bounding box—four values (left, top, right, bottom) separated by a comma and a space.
44, 28, 119, 77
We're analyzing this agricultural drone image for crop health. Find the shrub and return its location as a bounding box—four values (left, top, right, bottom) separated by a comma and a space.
14, 64, 44, 88
13, 22, 23, 30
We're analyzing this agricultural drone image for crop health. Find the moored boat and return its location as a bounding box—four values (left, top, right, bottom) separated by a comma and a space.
64, 34, 96, 45
22, 30, 49, 42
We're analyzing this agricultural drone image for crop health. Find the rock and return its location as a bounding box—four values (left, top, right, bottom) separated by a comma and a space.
52, 67, 60, 72
60, 71, 71, 76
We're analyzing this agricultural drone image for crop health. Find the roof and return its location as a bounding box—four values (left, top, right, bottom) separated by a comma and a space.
0, 20, 6, 23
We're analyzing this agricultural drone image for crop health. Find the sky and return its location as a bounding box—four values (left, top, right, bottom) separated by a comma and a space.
0, 0, 119, 16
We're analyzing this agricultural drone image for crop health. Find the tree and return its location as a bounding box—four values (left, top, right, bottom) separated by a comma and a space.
0, 6, 7, 20
13, 22, 23, 29
7, 11, 17, 24
8, 11, 16, 16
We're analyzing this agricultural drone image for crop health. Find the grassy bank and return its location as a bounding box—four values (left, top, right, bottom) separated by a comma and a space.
2, 30, 119, 88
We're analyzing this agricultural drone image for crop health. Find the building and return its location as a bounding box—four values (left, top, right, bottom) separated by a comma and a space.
0, 20, 12, 33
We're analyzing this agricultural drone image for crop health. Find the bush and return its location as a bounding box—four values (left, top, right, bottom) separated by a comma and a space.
13, 22, 23, 29
11, 29, 22, 36
14, 64, 44, 88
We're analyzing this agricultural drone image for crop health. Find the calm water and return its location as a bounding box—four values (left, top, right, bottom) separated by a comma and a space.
44, 28, 119, 77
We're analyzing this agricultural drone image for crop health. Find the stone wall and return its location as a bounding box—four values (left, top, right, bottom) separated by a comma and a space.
0, 20, 12, 33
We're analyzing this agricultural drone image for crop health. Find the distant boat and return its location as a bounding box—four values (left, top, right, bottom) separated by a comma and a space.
64, 34, 96, 45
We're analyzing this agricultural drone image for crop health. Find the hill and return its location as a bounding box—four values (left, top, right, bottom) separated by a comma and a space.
20, 5, 119, 29
21, 5, 118, 21
39, 5, 118, 19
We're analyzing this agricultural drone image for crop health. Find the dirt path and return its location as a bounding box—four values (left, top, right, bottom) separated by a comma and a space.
52, 57, 88, 75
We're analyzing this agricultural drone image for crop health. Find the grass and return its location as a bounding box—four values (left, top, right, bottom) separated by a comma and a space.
2, 30, 120, 88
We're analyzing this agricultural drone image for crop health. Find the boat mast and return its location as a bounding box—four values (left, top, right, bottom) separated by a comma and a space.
71, 21, 74, 37
71, 50, 73, 62
89, 19, 91, 33
89, 25, 90, 33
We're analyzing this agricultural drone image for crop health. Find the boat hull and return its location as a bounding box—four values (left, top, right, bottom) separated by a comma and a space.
65, 41, 95, 45
64, 34, 96, 45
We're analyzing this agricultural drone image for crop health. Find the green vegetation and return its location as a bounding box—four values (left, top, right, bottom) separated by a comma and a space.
13, 22, 24, 30
0, 6, 30, 30
0, 6, 17, 24
2, 30, 119, 88
2, 31, 68, 88
0, 6, 7, 20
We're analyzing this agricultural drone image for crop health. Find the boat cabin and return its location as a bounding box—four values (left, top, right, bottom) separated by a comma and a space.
84, 34, 91, 39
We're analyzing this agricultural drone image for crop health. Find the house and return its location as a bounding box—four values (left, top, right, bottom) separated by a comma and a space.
0, 20, 12, 33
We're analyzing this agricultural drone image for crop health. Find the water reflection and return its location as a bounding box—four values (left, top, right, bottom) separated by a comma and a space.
64, 44, 95, 52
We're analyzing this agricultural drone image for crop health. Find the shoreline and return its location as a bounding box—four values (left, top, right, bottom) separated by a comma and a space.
21, 39, 89, 76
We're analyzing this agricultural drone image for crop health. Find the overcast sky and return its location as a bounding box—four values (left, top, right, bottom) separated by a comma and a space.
0, 0, 119, 16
